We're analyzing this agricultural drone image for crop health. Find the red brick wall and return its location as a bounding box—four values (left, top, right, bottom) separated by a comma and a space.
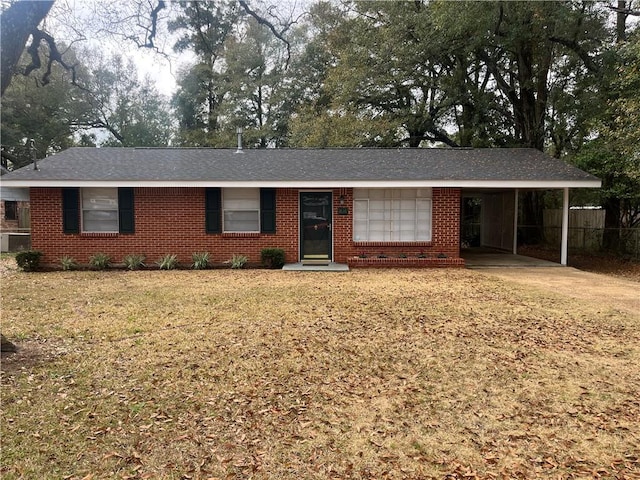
30, 187, 461, 266
31, 187, 300, 266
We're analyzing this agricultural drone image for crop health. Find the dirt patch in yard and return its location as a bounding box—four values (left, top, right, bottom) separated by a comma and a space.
475, 267, 639, 318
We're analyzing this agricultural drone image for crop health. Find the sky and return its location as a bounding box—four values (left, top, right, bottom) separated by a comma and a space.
45, 0, 313, 98
46, 0, 184, 97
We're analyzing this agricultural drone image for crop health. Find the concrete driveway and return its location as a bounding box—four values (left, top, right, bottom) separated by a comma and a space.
463, 251, 560, 268
473, 266, 639, 317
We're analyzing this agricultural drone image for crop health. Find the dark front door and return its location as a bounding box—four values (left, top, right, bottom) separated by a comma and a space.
300, 192, 332, 261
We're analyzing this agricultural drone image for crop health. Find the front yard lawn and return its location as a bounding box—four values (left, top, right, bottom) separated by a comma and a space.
1, 268, 638, 479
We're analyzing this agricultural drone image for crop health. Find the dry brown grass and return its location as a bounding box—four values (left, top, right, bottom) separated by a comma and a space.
1, 266, 639, 479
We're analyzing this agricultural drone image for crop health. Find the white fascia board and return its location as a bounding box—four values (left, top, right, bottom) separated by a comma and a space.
1, 179, 602, 189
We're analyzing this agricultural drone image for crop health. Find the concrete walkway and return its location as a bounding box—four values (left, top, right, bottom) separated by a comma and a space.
282, 262, 350, 272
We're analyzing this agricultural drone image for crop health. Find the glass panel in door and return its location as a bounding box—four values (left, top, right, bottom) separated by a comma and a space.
300, 192, 332, 260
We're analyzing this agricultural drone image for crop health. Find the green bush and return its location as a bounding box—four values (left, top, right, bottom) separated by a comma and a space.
60, 255, 77, 271
260, 248, 285, 269
157, 254, 178, 270
123, 254, 146, 270
191, 252, 210, 270
15, 250, 42, 271
89, 252, 111, 270
230, 254, 248, 269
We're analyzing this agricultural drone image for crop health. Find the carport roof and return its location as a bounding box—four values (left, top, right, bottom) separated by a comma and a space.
1, 147, 601, 188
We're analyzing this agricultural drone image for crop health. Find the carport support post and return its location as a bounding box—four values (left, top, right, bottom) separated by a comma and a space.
513, 188, 519, 255
561, 187, 569, 266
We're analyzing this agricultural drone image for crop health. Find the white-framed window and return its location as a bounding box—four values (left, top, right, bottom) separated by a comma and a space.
223, 188, 260, 232
353, 188, 432, 242
82, 187, 118, 232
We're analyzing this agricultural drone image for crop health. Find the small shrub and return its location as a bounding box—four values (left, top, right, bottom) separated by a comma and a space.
191, 251, 210, 270
358, 251, 368, 258
230, 254, 248, 269
377, 252, 388, 258
260, 248, 285, 269
157, 254, 178, 270
123, 254, 146, 271
398, 252, 408, 258
89, 252, 111, 270
437, 252, 448, 258
60, 255, 77, 271
15, 250, 42, 271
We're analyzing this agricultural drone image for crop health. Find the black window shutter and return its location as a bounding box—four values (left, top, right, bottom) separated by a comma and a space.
205, 188, 221, 233
260, 188, 276, 234
118, 188, 135, 234
62, 188, 80, 234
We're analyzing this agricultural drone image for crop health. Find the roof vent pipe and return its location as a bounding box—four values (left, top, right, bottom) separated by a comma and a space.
235, 127, 244, 154
29, 139, 39, 171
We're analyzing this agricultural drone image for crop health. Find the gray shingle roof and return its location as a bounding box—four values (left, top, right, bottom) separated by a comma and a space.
0, 147, 600, 186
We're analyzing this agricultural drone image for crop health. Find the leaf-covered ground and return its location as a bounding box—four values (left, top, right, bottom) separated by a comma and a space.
1, 267, 639, 479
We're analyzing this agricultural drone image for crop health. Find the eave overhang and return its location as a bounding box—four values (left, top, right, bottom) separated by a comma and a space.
1, 179, 602, 189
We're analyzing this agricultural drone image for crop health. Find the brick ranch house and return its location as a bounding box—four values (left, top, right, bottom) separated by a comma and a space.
0, 147, 600, 268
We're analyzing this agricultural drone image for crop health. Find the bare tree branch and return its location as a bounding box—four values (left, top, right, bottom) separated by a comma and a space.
548, 35, 601, 73
606, 2, 640, 16
145, 0, 166, 48
24, 29, 79, 87
239, 0, 291, 68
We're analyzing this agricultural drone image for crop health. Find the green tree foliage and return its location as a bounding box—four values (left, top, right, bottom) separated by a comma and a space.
308, 1, 609, 150
170, 1, 240, 146
287, 1, 403, 147
1, 48, 174, 166
170, 2, 297, 147
611, 32, 640, 160
222, 18, 290, 147
1, 46, 91, 168
86, 54, 174, 147
574, 30, 640, 241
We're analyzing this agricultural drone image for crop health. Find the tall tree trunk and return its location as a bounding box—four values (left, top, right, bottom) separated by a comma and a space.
458, 103, 475, 147
408, 131, 422, 148
601, 1, 629, 251
207, 80, 218, 133
602, 196, 622, 252
617, 0, 628, 42
1, 0, 55, 96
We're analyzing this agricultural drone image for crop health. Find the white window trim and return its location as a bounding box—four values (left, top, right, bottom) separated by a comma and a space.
222, 188, 260, 233
81, 187, 119, 233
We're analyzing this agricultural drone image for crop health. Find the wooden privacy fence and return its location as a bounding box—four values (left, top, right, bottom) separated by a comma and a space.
544, 209, 604, 250
543, 209, 639, 258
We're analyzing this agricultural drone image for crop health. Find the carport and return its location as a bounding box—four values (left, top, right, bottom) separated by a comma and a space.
460, 187, 575, 266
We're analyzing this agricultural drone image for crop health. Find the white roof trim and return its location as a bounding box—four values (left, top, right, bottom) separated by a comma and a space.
2, 179, 602, 189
